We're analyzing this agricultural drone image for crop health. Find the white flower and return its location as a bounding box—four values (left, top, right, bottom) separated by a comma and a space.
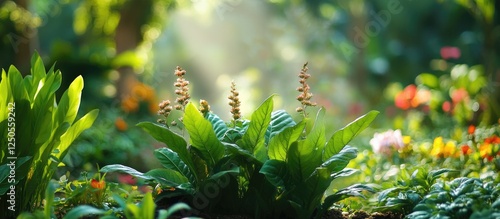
370, 129, 405, 155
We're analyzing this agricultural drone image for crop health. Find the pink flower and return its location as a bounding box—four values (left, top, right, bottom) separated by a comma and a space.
370, 129, 405, 155
440, 47, 461, 60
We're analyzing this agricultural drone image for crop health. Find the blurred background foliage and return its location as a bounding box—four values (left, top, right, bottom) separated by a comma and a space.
0, 0, 499, 172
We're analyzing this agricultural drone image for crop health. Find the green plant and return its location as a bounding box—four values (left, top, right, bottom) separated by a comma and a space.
0, 52, 99, 217
408, 177, 500, 219
101, 64, 378, 218
374, 167, 458, 215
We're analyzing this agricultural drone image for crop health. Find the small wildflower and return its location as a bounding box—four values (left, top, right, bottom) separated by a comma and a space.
199, 99, 211, 115
461, 145, 472, 155
115, 117, 128, 132
369, 129, 405, 156
296, 62, 317, 117
228, 81, 241, 121
90, 179, 106, 190
468, 125, 475, 135
173, 66, 191, 111
157, 100, 173, 125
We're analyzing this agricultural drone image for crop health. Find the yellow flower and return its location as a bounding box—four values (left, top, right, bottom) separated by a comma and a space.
430, 137, 458, 158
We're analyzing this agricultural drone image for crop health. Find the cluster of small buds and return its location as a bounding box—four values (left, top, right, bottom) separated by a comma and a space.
157, 100, 173, 125
199, 99, 211, 115
296, 62, 316, 114
228, 81, 241, 121
174, 66, 190, 110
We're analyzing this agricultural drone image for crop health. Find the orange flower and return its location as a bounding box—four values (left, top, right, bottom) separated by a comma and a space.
478, 136, 500, 161
121, 96, 139, 113
115, 117, 128, 132
468, 125, 475, 135
90, 179, 106, 190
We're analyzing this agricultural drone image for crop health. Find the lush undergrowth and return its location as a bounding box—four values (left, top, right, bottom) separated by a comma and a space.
1, 54, 499, 219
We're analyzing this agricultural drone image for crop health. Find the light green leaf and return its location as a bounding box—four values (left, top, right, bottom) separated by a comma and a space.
323, 110, 378, 161
183, 102, 225, 167
268, 120, 306, 161
55, 109, 99, 160
240, 95, 274, 161
139, 192, 155, 219
55, 75, 84, 127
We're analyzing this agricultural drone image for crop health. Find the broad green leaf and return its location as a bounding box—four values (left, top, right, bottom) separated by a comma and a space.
137, 122, 190, 164
268, 120, 306, 161
260, 159, 288, 189
323, 110, 378, 161
322, 184, 376, 209
240, 95, 274, 161
183, 102, 225, 167
266, 110, 296, 143
100, 164, 152, 180
154, 148, 196, 183
297, 167, 331, 215
208, 166, 239, 181
55, 109, 99, 160
321, 146, 358, 174
206, 113, 228, 140
286, 110, 325, 181
62, 205, 106, 219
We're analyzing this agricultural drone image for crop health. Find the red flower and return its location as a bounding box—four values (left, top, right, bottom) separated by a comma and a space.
461, 145, 472, 155
442, 101, 452, 113
440, 47, 461, 59
91, 179, 106, 190
485, 135, 500, 144
451, 88, 469, 104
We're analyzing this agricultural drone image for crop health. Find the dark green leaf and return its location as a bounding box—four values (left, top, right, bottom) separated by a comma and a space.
266, 110, 296, 143
154, 148, 196, 184
145, 168, 189, 187
321, 146, 358, 174
206, 113, 228, 140
260, 159, 288, 189
137, 122, 191, 167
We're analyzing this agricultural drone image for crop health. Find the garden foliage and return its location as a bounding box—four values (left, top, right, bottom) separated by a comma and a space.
0, 53, 99, 217
101, 64, 379, 218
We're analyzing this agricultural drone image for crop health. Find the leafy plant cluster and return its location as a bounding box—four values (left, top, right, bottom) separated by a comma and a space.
101, 64, 379, 218
374, 167, 458, 214
407, 177, 500, 219
374, 165, 500, 218
0, 53, 98, 217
